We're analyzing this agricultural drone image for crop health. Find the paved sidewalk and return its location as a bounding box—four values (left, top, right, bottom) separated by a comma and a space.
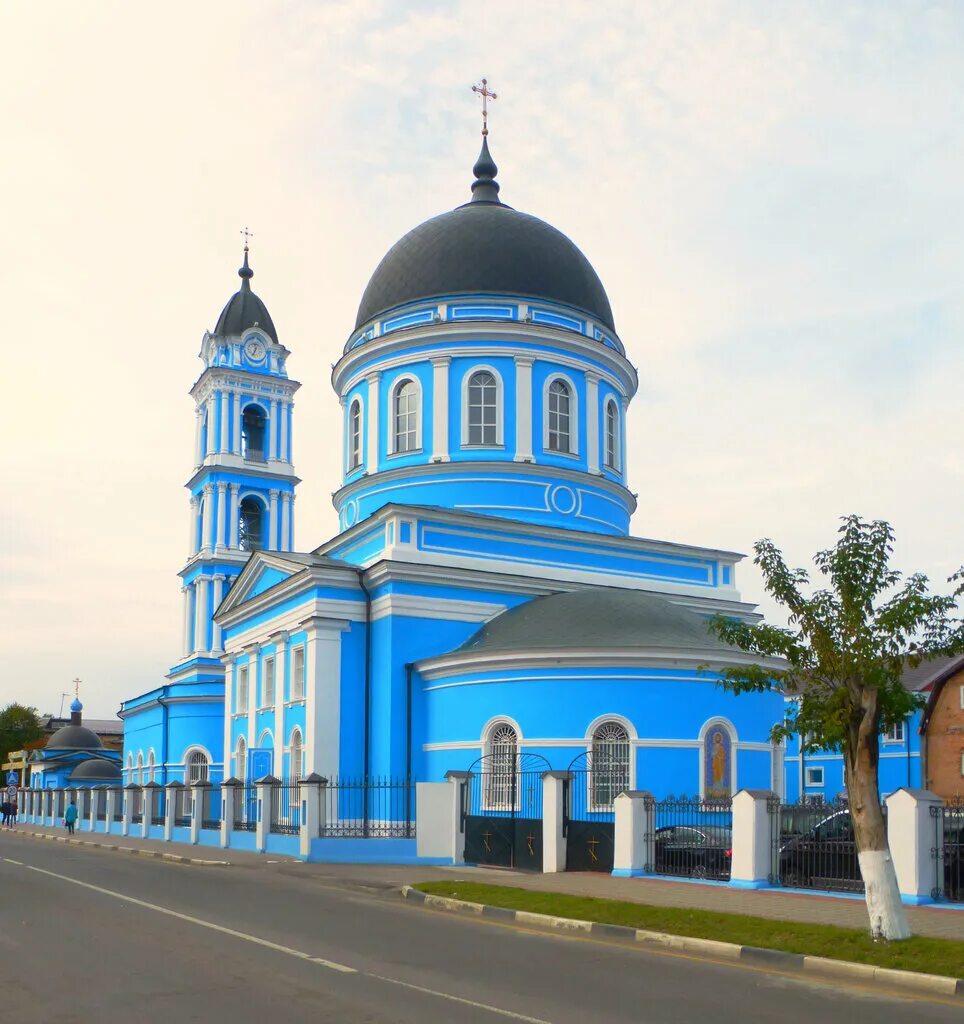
7, 823, 963, 941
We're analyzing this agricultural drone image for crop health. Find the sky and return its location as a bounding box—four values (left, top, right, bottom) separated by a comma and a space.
1, 1, 962, 718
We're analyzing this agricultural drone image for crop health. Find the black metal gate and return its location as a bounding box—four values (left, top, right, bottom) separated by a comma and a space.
564, 751, 619, 872
462, 753, 549, 871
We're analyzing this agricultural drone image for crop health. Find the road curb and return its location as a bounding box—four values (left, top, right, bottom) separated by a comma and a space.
400, 886, 964, 1000
10, 828, 229, 867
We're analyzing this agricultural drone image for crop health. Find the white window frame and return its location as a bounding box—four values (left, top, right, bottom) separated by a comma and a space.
136, 752, 144, 786
482, 721, 519, 812
289, 728, 304, 783
883, 720, 905, 744
262, 656, 276, 709
603, 397, 620, 471
147, 750, 156, 784
290, 646, 305, 701
805, 766, 825, 787
542, 373, 579, 456
959, 684, 964, 710
238, 665, 249, 713
184, 748, 210, 785
388, 374, 422, 456
236, 736, 247, 781
589, 721, 631, 811
460, 365, 504, 447
347, 396, 364, 471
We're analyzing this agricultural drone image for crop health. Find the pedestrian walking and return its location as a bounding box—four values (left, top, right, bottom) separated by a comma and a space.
64, 799, 78, 835
0, 801, 9, 828
8, 799, 17, 828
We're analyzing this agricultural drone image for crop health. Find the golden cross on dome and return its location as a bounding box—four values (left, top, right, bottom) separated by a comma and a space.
72, 678, 81, 698
471, 77, 498, 136
240, 226, 254, 253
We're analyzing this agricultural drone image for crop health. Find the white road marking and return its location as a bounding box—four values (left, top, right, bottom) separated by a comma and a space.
3, 858, 24, 865
369, 973, 553, 1024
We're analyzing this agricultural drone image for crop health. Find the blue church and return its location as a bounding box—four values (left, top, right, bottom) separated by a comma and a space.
120, 135, 793, 802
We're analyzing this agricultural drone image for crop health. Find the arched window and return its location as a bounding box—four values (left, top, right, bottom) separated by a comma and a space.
348, 399, 363, 470
236, 736, 247, 781
136, 752, 144, 786
391, 379, 420, 454
186, 750, 209, 785
239, 496, 264, 552
484, 722, 518, 810
591, 722, 630, 808
289, 728, 303, 784
147, 751, 156, 784
547, 378, 573, 454
465, 370, 499, 446
604, 399, 620, 471
241, 405, 267, 461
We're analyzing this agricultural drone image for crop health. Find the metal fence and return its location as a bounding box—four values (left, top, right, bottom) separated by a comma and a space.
201, 786, 221, 830
932, 799, 964, 903
646, 796, 733, 881
233, 785, 258, 831
775, 800, 873, 893
130, 789, 143, 824
149, 788, 165, 826
94, 789, 107, 821
269, 784, 301, 835
321, 777, 415, 838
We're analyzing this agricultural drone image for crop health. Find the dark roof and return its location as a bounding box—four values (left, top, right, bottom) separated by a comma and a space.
213, 250, 277, 342
69, 759, 122, 782
458, 588, 734, 655
44, 716, 122, 736
45, 724, 103, 751
354, 140, 615, 333
901, 653, 964, 693
918, 654, 964, 730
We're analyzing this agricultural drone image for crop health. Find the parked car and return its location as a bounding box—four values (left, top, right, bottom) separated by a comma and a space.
942, 815, 964, 902
779, 809, 862, 890
654, 825, 732, 880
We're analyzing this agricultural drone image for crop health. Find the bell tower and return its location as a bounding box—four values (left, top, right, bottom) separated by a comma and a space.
170, 243, 300, 680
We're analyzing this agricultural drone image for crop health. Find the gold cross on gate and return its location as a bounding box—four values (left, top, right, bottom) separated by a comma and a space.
471, 77, 498, 136
527, 833, 536, 856
482, 830, 493, 852
587, 836, 600, 863
240, 226, 253, 253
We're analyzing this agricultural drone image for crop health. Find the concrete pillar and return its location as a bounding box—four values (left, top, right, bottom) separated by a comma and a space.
164, 782, 182, 841
299, 774, 325, 859
542, 771, 569, 873
221, 778, 240, 849
273, 632, 288, 778
612, 791, 654, 877
140, 786, 152, 838
886, 788, 944, 905
88, 788, 98, 832
256, 776, 279, 853
190, 782, 209, 845
441, 771, 471, 865
729, 789, 776, 889
122, 785, 136, 836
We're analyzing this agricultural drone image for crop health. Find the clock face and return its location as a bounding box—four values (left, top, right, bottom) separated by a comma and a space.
245, 339, 266, 361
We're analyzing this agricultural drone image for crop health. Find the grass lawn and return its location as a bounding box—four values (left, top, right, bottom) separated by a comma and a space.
414, 881, 964, 980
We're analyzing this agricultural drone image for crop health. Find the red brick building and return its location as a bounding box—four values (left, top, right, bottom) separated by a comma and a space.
919, 655, 964, 800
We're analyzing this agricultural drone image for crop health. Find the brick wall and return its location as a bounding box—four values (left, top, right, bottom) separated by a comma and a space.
925, 666, 964, 799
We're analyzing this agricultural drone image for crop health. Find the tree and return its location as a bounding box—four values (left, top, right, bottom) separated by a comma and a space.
709, 516, 963, 941
0, 703, 44, 767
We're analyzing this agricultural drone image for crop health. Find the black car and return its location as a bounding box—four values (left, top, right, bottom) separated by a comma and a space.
654, 825, 732, 880
779, 810, 862, 891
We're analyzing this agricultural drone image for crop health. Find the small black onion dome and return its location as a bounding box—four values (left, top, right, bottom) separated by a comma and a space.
354, 140, 615, 332
46, 725, 103, 750
69, 759, 122, 782
213, 249, 278, 342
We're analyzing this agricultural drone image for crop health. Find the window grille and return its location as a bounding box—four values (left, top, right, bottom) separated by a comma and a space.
349, 400, 363, 469
590, 722, 630, 808
467, 371, 498, 445
393, 380, 419, 453
187, 751, 209, 785
547, 379, 572, 453
484, 724, 518, 809
291, 647, 305, 699
263, 657, 275, 708
604, 400, 619, 470
239, 497, 264, 552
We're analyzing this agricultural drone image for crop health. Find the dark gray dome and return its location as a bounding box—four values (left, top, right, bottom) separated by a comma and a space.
354, 141, 615, 333
46, 725, 103, 750
69, 759, 122, 782
214, 250, 277, 342
460, 588, 734, 655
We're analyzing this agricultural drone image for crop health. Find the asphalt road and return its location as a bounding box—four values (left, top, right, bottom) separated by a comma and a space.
0, 834, 959, 1024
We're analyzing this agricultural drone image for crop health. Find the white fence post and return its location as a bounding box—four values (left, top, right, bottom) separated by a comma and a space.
140, 786, 152, 838
542, 771, 569, 873
299, 774, 325, 859
220, 778, 239, 849
122, 784, 136, 836
191, 782, 210, 845
164, 782, 182, 842
443, 771, 471, 865
87, 788, 98, 832
730, 789, 776, 889
612, 791, 654, 877
255, 776, 279, 853
886, 787, 943, 905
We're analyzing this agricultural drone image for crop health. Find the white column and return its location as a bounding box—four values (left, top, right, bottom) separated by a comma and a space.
273, 632, 288, 778
288, 494, 295, 550
246, 646, 259, 754
223, 655, 235, 783
212, 575, 225, 651
886, 788, 944, 904
205, 395, 217, 456
219, 391, 230, 453
200, 484, 213, 552
140, 787, 151, 838
229, 484, 240, 548
194, 408, 204, 467
585, 372, 600, 473
431, 356, 450, 462
190, 784, 205, 845
194, 577, 209, 654
233, 395, 243, 455
513, 355, 534, 462
542, 772, 568, 873
303, 622, 344, 780
105, 789, 117, 834
268, 490, 279, 551
181, 585, 193, 656
121, 788, 134, 836
729, 789, 776, 889
164, 783, 179, 842
215, 482, 227, 550
613, 791, 654, 877
280, 494, 291, 553
276, 399, 286, 464
255, 778, 275, 853
366, 372, 380, 473
187, 496, 198, 556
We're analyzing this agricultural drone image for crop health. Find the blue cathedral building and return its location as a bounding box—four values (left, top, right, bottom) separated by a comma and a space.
120, 135, 918, 805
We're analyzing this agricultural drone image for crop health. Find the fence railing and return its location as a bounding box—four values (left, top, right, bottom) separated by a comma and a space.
270, 784, 301, 835
233, 785, 258, 831
645, 796, 733, 881
321, 776, 416, 838
775, 800, 877, 893
932, 799, 964, 903
200, 786, 221, 829
149, 788, 165, 826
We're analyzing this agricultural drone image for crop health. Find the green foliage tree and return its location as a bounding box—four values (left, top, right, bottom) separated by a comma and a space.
0, 703, 44, 767
709, 516, 963, 941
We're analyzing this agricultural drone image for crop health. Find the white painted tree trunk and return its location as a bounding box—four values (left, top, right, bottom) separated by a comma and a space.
858, 848, 910, 941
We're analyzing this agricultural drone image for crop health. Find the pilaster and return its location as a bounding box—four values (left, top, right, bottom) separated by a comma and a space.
513, 355, 534, 462
215, 482, 228, 550
585, 371, 600, 473
366, 372, 381, 473
272, 632, 289, 777
194, 576, 209, 654
268, 490, 280, 551
229, 484, 240, 548
431, 356, 451, 462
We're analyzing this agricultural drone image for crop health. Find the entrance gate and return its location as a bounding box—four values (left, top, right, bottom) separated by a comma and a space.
462, 753, 550, 871
564, 751, 620, 872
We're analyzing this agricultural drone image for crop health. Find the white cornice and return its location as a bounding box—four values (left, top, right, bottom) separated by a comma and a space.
184, 457, 300, 490
216, 560, 361, 626
190, 367, 301, 401
371, 592, 505, 623
222, 598, 365, 652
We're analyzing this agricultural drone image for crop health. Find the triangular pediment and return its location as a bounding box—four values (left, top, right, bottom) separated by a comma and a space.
216, 552, 313, 617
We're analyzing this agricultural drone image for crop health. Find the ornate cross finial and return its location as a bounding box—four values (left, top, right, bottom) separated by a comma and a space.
72, 677, 81, 698
240, 226, 254, 254
471, 78, 498, 137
